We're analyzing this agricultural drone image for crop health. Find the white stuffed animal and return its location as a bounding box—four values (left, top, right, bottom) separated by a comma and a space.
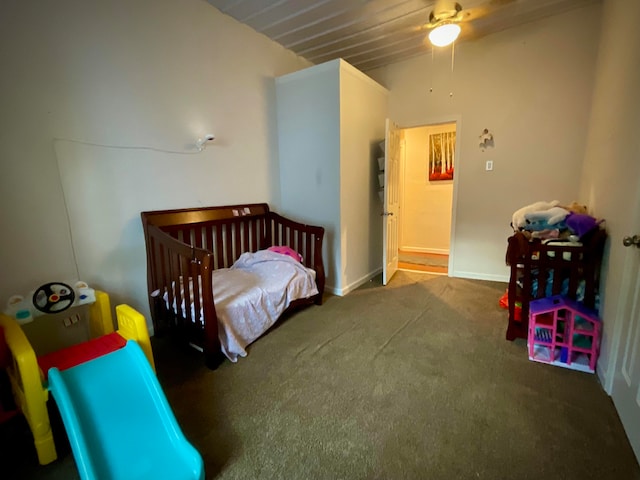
511, 200, 560, 231
524, 206, 570, 226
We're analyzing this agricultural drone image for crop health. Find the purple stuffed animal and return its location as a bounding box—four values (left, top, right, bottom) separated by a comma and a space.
565, 212, 602, 238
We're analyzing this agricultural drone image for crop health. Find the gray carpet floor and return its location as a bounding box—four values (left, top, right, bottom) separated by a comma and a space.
4, 271, 640, 479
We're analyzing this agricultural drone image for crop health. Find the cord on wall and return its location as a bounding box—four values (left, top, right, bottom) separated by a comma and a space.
52, 140, 82, 281
51, 133, 217, 280
53, 135, 217, 155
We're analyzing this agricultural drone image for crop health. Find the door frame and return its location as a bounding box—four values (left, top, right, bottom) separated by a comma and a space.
398, 114, 462, 275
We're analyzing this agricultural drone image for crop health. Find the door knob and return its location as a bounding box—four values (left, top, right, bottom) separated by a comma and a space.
622, 235, 640, 247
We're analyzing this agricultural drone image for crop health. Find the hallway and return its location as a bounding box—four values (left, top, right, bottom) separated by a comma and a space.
398, 250, 448, 275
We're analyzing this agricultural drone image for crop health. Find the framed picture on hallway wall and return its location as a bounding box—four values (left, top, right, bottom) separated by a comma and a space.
428, 130, 455, 181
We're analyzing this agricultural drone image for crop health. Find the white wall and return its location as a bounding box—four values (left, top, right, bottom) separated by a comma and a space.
277, 59, 389, 295
276, 61, 342, 291
367, 3, 602, 282
0, 0, 311, 326
339, 62, 388, 293
577, 0, 640, 391
401, 125, 454, 254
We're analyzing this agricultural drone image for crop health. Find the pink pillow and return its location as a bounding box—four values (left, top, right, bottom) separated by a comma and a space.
268, 246, 302, 263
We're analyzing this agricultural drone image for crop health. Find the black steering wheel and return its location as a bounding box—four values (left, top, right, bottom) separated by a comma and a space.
32, 282, 76, 314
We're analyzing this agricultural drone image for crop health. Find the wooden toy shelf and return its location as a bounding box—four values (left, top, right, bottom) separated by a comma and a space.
528, 295, 601, 373
505, 228, 606, 341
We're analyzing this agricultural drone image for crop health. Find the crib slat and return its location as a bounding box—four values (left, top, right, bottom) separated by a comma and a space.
177, 254, 189, 325
250, 219, 256, 250
190, 259, 202, 329
305, 235, 312, 268
215, 225, 223, 269
224, 224, 233, 267
234, 223, 241, 262
205, 226, 213, 253
567, 263, 580, 299
260, 217, 268, 248
164, 250, 176, 328
240, 221, 248, 254
193, 226, 203, 249
159, 244, 170, 318
151, 241, 167, 333
296, 230, 303, 256
258, 217, 266, 250
171, 252, 183, 328
273, 219, 279, 246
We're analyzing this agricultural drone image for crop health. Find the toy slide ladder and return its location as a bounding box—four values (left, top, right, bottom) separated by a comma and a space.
48, 341, 204, 480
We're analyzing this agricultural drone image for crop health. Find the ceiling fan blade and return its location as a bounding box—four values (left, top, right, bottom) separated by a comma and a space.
460, 21, 477, 39
459, 6, 492, 23
428, 0, 462, 24
456, 0, 519, 24
489, 0, 518, 6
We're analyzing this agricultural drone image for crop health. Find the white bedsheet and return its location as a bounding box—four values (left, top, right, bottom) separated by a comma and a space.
163, 250, 318, 362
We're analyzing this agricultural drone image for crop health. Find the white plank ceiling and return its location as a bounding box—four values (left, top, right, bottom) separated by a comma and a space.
206, 0, 600, 72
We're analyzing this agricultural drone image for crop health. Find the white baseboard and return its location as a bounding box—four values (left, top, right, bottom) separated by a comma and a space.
597, 359, 612, 395
451, 270, 509, 283
326, 268, 383, 296
400, 247, 449, 255
329, 270, 509, 291
342, 268, 383, 295
324, 284, 340, 296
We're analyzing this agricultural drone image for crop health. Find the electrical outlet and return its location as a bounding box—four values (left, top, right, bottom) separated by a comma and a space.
485, 160, 493, 171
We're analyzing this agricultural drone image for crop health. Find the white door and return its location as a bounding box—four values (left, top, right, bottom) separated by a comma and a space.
611, 199, 640, 462
383, 119, 401, 285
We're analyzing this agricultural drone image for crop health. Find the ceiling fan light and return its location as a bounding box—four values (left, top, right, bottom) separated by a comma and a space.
428, 23, 461, 47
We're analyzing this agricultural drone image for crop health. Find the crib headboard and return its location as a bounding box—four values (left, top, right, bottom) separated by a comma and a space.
141, 203, 324, 272
142, 203, 272, 269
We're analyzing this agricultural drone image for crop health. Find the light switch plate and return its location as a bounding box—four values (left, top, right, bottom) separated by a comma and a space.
485, 160, 493, 171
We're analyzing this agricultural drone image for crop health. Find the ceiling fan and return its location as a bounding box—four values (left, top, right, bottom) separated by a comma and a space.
424, 0, 514, 47
425, 1, 462, 46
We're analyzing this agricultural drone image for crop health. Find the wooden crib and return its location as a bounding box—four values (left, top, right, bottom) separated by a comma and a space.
141, 203, 325, 368
505, 228, 606, 341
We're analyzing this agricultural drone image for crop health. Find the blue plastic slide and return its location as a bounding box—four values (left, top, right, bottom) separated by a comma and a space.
48, 341, 204, 480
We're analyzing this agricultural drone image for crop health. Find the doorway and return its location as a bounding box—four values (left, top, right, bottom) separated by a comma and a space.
397, 122, 456, 275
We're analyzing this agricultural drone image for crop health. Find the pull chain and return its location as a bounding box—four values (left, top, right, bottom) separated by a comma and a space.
429, 47, 434, 93
450, 42, 455, 97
